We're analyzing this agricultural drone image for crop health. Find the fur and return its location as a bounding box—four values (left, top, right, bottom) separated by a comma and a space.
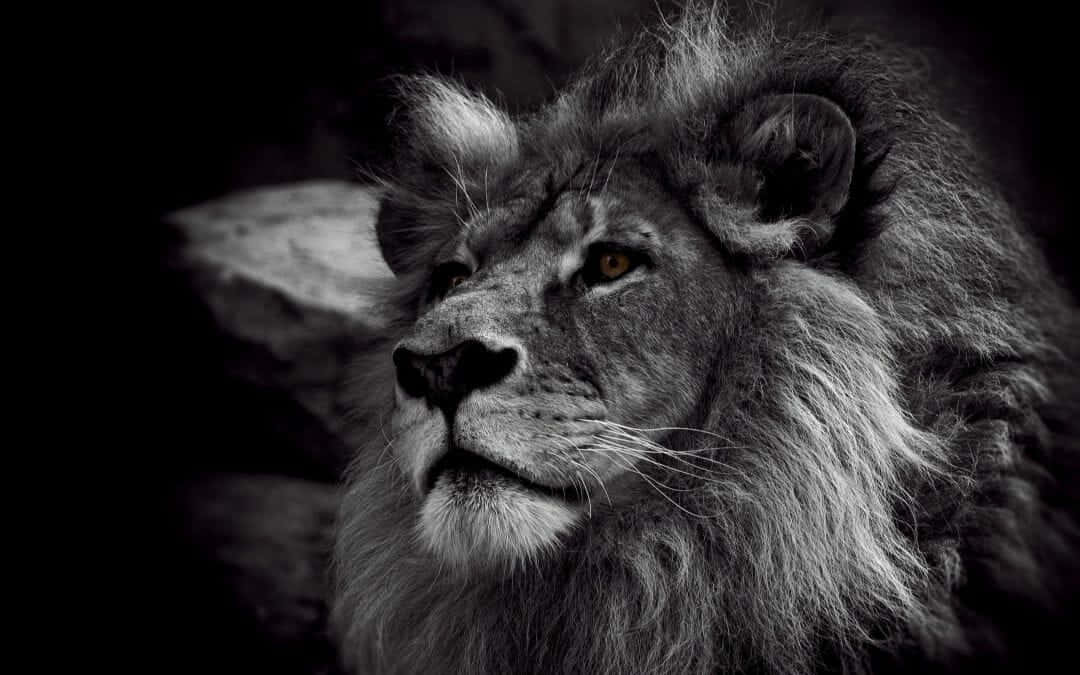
334, 6, 1079, 674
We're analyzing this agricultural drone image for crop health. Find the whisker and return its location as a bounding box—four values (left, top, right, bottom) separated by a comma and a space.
580, 446, 716, 493
483, 167, 490, 213
443, 158, 480, 221
600, 142, 623, 194
602, 450, 720, 519
583, 442, 737, 487
374, 432, 398, 469
593, 432, 743, 470
571, 467, 593, 519
587, 419, 740, 444
589, 425, 750, 477
584, 141, 602, 204
575, 457, 613, 506
536, 431, 613, 505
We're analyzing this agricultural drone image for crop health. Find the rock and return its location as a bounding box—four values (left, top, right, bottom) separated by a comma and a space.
167, 180, 391, 317
165, 180, 392, 477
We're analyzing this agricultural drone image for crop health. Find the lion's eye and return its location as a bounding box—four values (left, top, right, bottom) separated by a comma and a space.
584, 246, 644, 285
597, 252, 631, 280
431, 262, 472, 299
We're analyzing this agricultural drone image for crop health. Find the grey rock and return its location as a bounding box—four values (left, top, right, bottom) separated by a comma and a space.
165, 181, 392, 476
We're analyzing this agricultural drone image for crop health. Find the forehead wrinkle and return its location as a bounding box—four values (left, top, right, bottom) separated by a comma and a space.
581, 196, 610, 247
551, 197, 609, 283
464, 202, 533, 260
560, 195, 585, 243
464, 166, 573, 255
525, 191, 583, 247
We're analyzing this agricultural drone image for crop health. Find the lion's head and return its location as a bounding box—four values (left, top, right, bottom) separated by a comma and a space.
389, 156, 750, 567
333, 10, 1078, 674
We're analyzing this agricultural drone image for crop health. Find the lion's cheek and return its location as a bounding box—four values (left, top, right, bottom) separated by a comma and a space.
417, 478, 579, 570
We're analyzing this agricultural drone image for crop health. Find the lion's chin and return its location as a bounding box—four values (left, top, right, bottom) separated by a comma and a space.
418, 467, 579, 571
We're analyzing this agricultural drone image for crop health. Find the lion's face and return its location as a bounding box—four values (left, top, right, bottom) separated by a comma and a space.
390, 165, 737, 568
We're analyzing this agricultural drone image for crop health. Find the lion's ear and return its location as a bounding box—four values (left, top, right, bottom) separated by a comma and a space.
725, 94, 856, 257
375, 197, 425, 277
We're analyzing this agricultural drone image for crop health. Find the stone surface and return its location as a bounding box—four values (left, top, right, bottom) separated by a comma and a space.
165, 181, 393, 477
167, 180, 391, 318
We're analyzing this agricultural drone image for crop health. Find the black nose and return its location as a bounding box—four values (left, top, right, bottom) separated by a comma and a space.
393, 339, 519, 412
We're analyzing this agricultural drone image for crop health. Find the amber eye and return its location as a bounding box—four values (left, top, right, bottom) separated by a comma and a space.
597, 251, 632, 280
431, 262, 472, 300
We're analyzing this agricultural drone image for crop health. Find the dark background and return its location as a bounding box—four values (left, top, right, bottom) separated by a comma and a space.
120, 1, 1075, 671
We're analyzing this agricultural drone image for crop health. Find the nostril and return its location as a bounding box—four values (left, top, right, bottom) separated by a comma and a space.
492, 347, 519, 382
393, 347, 429, 399
461, 342, 519, 391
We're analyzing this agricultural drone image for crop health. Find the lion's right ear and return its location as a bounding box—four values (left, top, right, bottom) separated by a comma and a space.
375, 196, 428, 277
711, 93, 857, 259
376, 78, 520, 276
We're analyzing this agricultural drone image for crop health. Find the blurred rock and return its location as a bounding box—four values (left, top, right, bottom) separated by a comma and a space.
167, 180, 390, 315
165, 181, 392, 477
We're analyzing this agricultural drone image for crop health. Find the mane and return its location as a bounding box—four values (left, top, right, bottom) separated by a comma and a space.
334, 8, 1080, 674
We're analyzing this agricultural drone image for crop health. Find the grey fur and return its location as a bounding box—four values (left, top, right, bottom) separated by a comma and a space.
334, 7, 1079, 674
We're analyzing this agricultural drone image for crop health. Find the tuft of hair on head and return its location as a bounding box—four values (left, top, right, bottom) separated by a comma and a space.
394, 75, 520, 173
372, 76, 521, 279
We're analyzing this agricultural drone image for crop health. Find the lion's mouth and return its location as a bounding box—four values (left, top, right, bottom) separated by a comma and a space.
426, 448, 580, 501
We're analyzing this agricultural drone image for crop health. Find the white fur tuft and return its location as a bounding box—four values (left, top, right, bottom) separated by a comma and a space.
418, 478, 579, 571
405, 76, 519, 170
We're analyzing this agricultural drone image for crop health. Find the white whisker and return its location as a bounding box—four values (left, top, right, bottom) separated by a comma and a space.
584, 441, 737, 487
602, 450, 720, 519
536, 431, 613, 505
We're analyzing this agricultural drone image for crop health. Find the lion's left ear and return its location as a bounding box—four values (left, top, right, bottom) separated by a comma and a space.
722, 94, 857, 257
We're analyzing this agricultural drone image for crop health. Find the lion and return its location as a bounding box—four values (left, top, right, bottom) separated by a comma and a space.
332, 8, 1079, 674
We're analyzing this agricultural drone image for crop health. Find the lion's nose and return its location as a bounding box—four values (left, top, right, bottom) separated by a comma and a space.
393, 339, 520, 412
